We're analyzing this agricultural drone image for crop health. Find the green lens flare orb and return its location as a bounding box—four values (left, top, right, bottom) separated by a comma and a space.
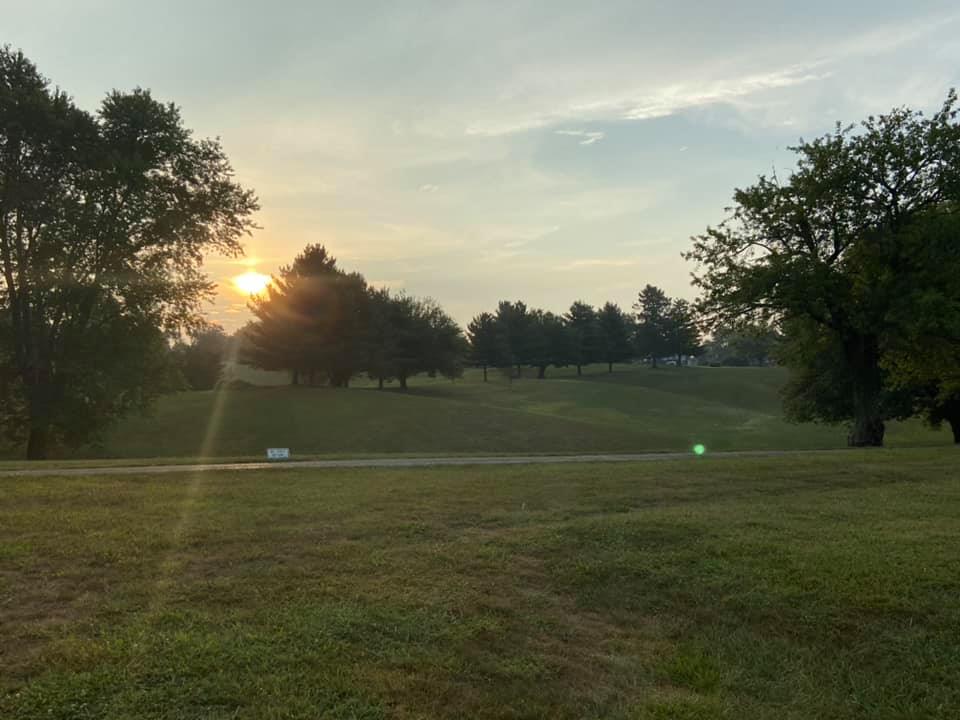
693, 444, 706, 456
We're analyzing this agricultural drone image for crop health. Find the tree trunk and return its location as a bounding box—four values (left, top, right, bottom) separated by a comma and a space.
482, 365, 488, 382
537, 365, 546, 379
576, 364, 582, 376
848, 413, 885, 447
399, 374, 408, 390
516, 363, 522, 378
944, 402, 960, 444
291, 369, 299, 386
25, 386, 53, 460
608, 361, 613, 373
845, 335, 885, 447
677, 353, 682, 367
378, 377, 384, 390
651, 356, 657, 369
26, 425, 49, 460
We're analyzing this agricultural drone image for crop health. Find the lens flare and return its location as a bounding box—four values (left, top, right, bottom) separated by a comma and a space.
693, 443, 706, 456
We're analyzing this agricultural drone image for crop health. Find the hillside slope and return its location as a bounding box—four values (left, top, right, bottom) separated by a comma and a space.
64, 365, 951, 459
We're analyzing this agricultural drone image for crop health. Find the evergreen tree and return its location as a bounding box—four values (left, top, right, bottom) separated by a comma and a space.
245, 245, 369, 387
597, 302, 634, 372
665, 300, 702, 366
565, 301, 600, 376
633, 285, 672, 368
467, 312, 504, 382
495, 301, 532, 377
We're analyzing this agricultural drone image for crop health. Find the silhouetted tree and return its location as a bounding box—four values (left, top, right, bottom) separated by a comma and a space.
634, 285, 672, 368
0, 48, 258, 458
565, 301, 601, 376
467, 311, 505, 382
526, 310, 570, 379
597, 302, 634, 372
245, 245, 333, 385
389, 295, 464, 389
365, 287, 400, 389
245, 245, 369, 387
665, 300, 702, 366
495, 300, 533, 377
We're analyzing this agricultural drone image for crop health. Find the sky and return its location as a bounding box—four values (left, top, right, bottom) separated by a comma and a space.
4, 1, 960, 329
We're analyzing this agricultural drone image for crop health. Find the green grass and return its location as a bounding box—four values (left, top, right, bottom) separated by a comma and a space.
2, 449, 958, 718
6, 365, 948, 461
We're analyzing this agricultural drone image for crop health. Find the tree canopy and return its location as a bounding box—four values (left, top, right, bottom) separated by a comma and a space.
0, 48, 258, 457
686, 91, 960, 445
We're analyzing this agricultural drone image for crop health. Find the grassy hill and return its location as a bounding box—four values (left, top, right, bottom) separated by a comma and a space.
21, 364, 949, 460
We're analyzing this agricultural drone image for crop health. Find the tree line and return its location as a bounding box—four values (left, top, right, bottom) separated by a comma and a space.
240, 245, 464, 390
229, 246, 704, 387
466, 286, 703, 381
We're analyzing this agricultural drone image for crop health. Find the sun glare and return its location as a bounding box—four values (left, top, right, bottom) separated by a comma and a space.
233, 271, 270, 295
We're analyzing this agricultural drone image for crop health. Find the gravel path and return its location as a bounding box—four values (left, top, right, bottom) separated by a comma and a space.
0, 449, 851, 478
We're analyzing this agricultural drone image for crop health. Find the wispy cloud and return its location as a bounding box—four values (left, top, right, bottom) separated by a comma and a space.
554, 258, 640, 271
556, 129, 605, 145
467, 63, 828, 136
419, 183, 440, 192
615, 65, 828, 121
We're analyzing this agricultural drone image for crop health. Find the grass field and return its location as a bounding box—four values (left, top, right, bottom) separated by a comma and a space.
2, 449, 959, 718
5, 365, 948, 461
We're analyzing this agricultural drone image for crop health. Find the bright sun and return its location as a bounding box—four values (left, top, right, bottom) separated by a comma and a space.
233, 271, 270, 295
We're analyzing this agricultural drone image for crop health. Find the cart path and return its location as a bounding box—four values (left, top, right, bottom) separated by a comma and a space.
0, 448, 859, 478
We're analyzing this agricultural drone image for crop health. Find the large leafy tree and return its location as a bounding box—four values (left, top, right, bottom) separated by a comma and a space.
596, 302, 634, 372
686, 93, 960, 446
633, 285, 672, 367
0, 48, 258, 458
565, 301, 600, 376
881, 212, 960, 442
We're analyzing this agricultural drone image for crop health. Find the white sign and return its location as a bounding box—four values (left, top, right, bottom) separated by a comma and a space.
266, 448, 290, 460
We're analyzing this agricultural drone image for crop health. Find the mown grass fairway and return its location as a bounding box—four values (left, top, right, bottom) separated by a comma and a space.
8, 365, 947, 461
3, 450, 959, 718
